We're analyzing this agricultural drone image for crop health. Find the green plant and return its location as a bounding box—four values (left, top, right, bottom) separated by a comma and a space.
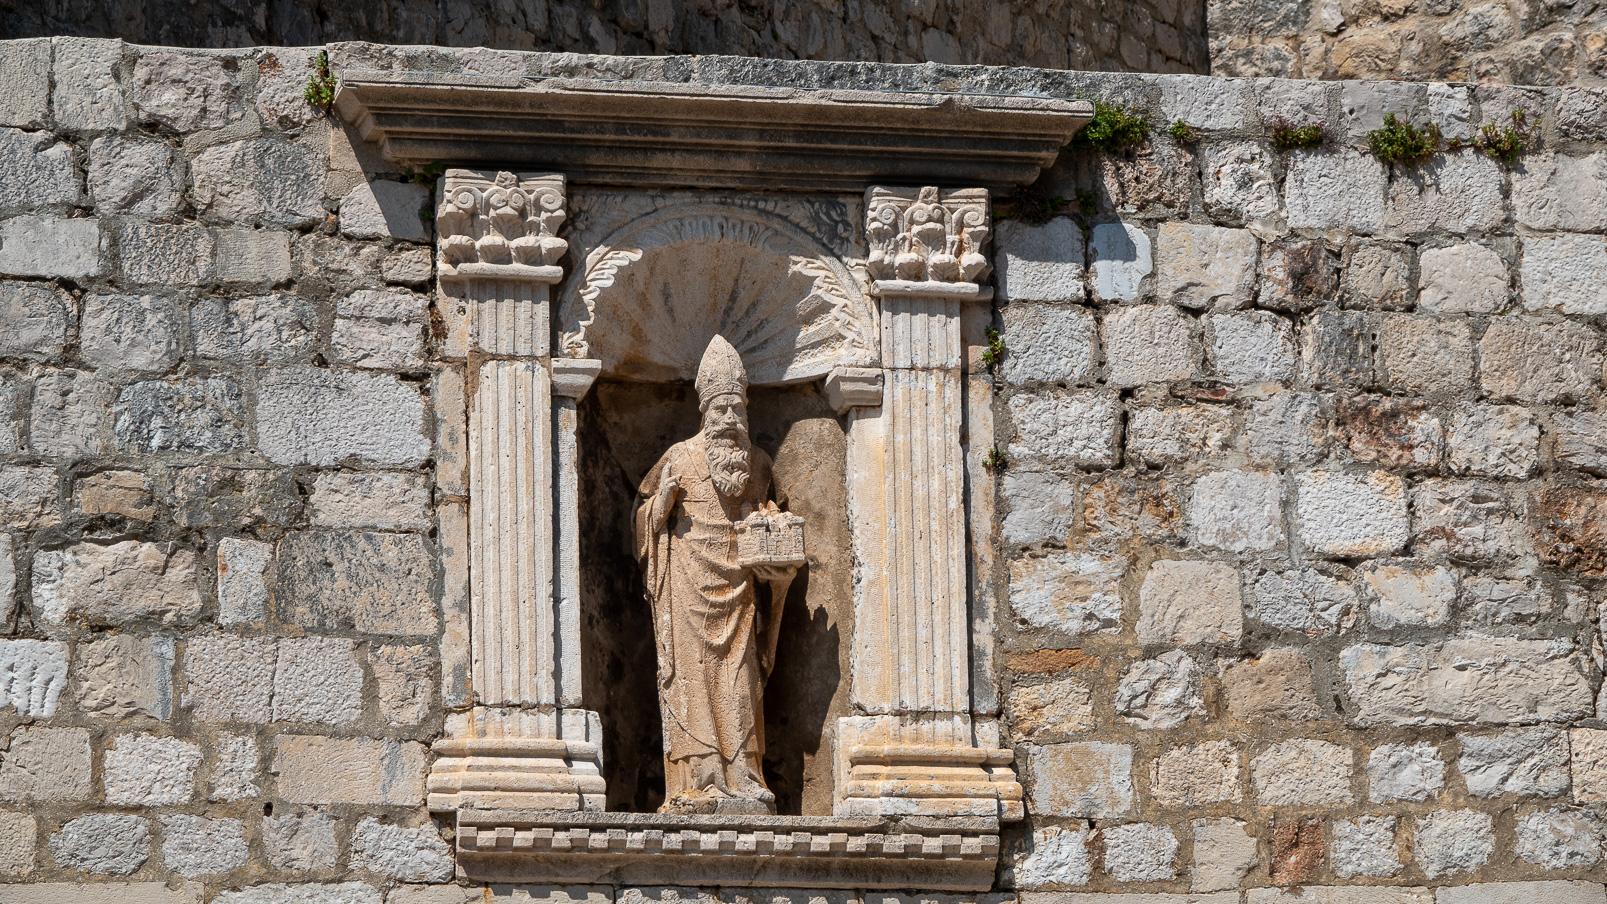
1366, 113, 1441, 165
1455, 109, 1535, 163
1167, 120, 1198, 144
1072, 101, 1149, 153
303, 51, 336, 111
1268, 116, 1325, 151
982, 447, 1010, 472
408, 162, 448, 186
981, 327, 1005, 368
1074, 189, 1098, 217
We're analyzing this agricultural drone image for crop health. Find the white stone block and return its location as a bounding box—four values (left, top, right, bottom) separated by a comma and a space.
1447, 403, 1538, 478
1251, 738, 1353, 805
1137, 560, 1242, 646
75, 634, 174, 720
996, 217, 1084, 303
0, 216, 105, 278
0, 639, 66, 718
0, 726, 90, 802
1362, 563, 1456, 628
271, 735, 426, 806
0, 39, 50, 129
1007, 389, 1119, 469
0, 809, 34, 876
1027, 742, 1133, 818
1101, 304, 1195, 387
88, 137, 181, 217
1013, 825, 1092, 889
1294, 469, 1409, 558
217, 537, 270, 626
1191, 469, 1283, 553
1088, 222, 1152, 302
33, 540, 200, 627
160, 815, 248, 878
1285, 149, 1386, 234
1367, 741, 1445, 803
1251, 568, 1358, 634
1157, 222, 1258, 309
214, 883, 382, 904
184, 632, 276, 723
49, 813, 149, 875
132, 51, 241, 132
372, 645, 432, 725
1479, 316, 1601, 404
213, 228, 293, 284
1522, 233, 1607, 316
1201, 142, 1279, 224
192, 294, 316, 363
1206, 311, 1295, 383
1554, 411, 1607, 472
256, 367, 429, 467
1341, 636, 1592, 727
1247, 392, 1324, 465
1514, 808, 1601, 869
0, 281, 71, 361
192, 138, 326, 228
1000, 303, 1096, 384
1458, 726, 1570, 798
80, 294, 182, 372
1157, 75, 1250, 130
210, 733, 260, 801
1009, 551, 1124, 636
1513, 151, 1607, 233
263, 813, 338, 871
1128, 405, 1232, 465
52, 38, 127, 132
1101, 822, 1177, 882
1420, 242, 1508, 314
0, 128, 80, 212
1114, 650, 1205, 730
1331, 815, 1401, 878
103, 733, 202, 806
1385, 152, 1505, 235
309, 471, 430, 529
1151, 740, 1242, 806
340, 181, 432, 243
1191, 818, 1256, 892
1439, 881, 1607, 904
1000, 470, 1077, 547
273, 635, 363, 726
349, 818, 453, 882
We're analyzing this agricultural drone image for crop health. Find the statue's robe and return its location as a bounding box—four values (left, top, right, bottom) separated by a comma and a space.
634, 433, 776, 805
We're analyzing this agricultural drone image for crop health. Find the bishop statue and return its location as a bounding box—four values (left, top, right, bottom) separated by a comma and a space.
633, 335, 803, 814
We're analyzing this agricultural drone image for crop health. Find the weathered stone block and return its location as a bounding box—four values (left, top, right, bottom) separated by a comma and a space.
1102, 822, 1177, 882
1222, 648, 1320, 721
0, 216, 105, 278
1522, 233, 1607, 316
217, 537, 270, 626
1157, 222, 1258, 309
1480, 317, 1602, 403
1101, 304, 1196, 387
1001, 470, 1077, 547
1009, 675, 1095, 741
192, 294, 316, 363
1251, 568, 1358, 635
1159, 75, 1251, 130
273, 635, 363, 726
1447, 404, 1538, 478
1338, 396, 1441, 470
1128, 405, 1232, 465
132, 51, 241, 131
1377, 314, 1473, 396
271, 735, 427, 806
0, 465, 57, 529
1300, 310, 1372, 388
1415, 810, 1493, 879
275, 531, 436, 637
1330, 816, 1401, 879
0, 282, 71, 361
30, 369, 111, 457
1191, 468, 1283, 552
1554, 412, 1607, 473
1000, 303, 1096, 384
1088, 222, 1152, 302
1458, 726, 1570, 798
88, 137, 181, 217
1420, 242, 1508, 315
213, 228, 294, 284
1115, 650, 1205, 729
184, 632, 275, 723
1385, 152, 1505, 235
1252, 738, 1353, 805
118, 222, 214, 285
1028, 742, 1133, 817
33, 540, 199, 627
263, 813, 338, 872
52, 37, 127, 132
1440, 883, 1606, 904
1206, 311, 1295, 383
1340, 636, 1592, 726
332, 288, 428, 371
49, 813, 149, 875
1202, 142, 1279, 226
0, 128, 80, 213
0, 39, 50, 129
0, 639, 66, 719
308, 471, 429, 530
340, 181, 431, 243
1462, 577, 1550, 626
75, 469, 155, 519
1361, 562, 1452, 630
1512, 151, 1607, 233
1007, 389, 1119, 469
1012, 824, 1092, 889
373, 644, 432, 725
192, 138, 325, 227
383, 247, 433, 285
81, 294, 182, 373
214, 884, 381, 904
75, 633, 174, 720
163, 466, 302, 529
349, 818, 453, 882
1082, 475, 1183, 542
1367, 741, 1445, 803
103, 733, 202, 806
1295, 469, 1409, 558
1009, 550, 1123, 636
0, 809, 34, 876
0, 726, 90, 802
1343, 242, 1411, 309
160, 815, 248, 878
210, 733, 260, 802
1137, 559, 1242, 646
1286, 149, 1386, 234
257, 368, 429, 467
1413, 479, 1525, 561
1258, 239, 1334, 312
1191, 818, 1257, 892
113, 377, 245, 455
996, 218, 1084, 303
1150, 740, 1242, 806
1515, 808, 1601, 869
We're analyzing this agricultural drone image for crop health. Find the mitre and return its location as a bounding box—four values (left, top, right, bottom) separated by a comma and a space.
696, 334, 749, 408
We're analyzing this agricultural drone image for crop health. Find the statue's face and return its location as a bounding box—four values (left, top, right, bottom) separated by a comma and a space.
703, 393, 748, 439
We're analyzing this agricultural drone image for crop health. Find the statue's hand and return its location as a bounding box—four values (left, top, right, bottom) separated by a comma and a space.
753, 562, 799, 582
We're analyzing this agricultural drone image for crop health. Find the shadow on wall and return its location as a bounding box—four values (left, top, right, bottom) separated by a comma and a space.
577, 379, 849, 816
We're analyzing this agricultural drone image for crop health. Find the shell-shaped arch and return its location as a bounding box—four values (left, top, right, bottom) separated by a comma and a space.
557, 203, 877, 385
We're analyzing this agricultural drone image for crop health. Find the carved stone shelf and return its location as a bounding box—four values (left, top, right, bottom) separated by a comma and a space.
333, 72, 1092, 190
452, 811, 1002, 891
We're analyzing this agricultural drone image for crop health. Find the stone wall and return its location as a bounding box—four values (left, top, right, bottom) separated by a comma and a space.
0, 0, 1209, 74
1209, 0, 1607, 85
2, 35, 1607, 903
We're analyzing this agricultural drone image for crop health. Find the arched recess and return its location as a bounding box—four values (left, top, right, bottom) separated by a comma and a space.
557, 203, 879, 383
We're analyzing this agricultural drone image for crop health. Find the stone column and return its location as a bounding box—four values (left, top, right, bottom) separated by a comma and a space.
837, 186, 1022, 819
428, 170, 605, 812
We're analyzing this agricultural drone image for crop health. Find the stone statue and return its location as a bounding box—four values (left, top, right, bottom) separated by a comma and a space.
633, 335, 804, 814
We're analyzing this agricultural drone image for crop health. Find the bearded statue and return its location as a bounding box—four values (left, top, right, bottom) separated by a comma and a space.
633, 335, 802, 814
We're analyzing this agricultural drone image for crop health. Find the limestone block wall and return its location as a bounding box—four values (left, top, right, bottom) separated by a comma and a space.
1208, 0, 1607, 85
0, 36, 1606, 904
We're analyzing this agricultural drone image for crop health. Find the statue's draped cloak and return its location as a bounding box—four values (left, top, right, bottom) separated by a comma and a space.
634, 433, 776, 801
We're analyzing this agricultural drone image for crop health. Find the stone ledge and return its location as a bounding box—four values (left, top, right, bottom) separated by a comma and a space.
452, 810, 1001, 890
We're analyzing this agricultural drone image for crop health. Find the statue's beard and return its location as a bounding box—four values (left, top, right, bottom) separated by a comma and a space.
703, 423, 751, 498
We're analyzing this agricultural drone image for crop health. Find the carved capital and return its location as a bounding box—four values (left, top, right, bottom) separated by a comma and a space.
550, 358, 603, 400
438, 170, 568, 285
865, 186, 990, 295
825, 366, 884, 413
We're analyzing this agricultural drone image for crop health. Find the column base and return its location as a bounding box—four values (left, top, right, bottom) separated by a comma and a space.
428, 708, 606, 812
834, 716, 1024, 820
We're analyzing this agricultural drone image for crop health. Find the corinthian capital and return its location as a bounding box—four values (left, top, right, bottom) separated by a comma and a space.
865, 186, 990, 288
437, 170, 568, 283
